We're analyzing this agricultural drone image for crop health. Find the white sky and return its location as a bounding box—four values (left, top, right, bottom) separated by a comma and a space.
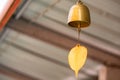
0, 0, 8, 13
0, 0, 14, 21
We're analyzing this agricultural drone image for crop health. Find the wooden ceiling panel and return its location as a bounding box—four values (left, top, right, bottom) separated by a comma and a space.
83, 0, 120, 18
0, 0, 120, 80
0, 29, 99, 80
22, 0, 120, 48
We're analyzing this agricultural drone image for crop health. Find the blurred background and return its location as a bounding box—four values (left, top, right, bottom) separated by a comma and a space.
0, 0, 120, 80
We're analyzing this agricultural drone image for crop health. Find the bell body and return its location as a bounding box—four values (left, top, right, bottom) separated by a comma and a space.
68, 2, 91, 28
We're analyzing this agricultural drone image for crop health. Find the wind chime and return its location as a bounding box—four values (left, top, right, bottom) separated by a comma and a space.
67, 0, 91, 78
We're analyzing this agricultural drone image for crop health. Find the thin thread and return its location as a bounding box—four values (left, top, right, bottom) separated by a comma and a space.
77, 23, 81, 44
78, 0, 81, 2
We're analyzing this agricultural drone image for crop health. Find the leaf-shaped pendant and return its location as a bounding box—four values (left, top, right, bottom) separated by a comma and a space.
68, 44, 87, 77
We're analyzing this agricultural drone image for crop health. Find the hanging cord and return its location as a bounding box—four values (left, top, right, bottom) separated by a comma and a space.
77, 0, 81, 45
77, 0, 81, 3
77, 0, 82, 4
77, 23, 81, 44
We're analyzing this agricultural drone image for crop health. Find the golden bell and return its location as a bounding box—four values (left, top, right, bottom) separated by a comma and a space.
67, 1, 91, 28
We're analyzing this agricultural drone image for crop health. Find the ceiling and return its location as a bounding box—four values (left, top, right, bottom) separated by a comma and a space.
0, 0, 120, 80
0, 28, 101, 80
21, 0, 120, 55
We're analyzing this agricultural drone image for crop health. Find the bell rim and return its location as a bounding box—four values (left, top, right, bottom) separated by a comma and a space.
68, 21, 90, 28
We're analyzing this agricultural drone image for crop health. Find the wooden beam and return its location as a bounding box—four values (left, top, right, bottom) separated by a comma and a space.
99, 66, 120, 80
4, 40, 97, 79
0, 64, 40, 80
0, 0, 21, 31
8, 18, 120, 67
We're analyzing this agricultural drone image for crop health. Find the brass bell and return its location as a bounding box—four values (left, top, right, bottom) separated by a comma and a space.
67, 1, 91, 28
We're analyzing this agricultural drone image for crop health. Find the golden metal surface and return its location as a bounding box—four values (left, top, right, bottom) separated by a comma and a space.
67, 1, 91, 28
68, 44, 87, 77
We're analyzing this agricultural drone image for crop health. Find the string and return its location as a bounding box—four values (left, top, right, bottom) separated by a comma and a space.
77, 23, 81, 44
77, 0, 82, 4
77, 0, 81, 3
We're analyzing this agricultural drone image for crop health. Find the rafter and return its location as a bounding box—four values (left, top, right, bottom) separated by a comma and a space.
8, 18, 120, 67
